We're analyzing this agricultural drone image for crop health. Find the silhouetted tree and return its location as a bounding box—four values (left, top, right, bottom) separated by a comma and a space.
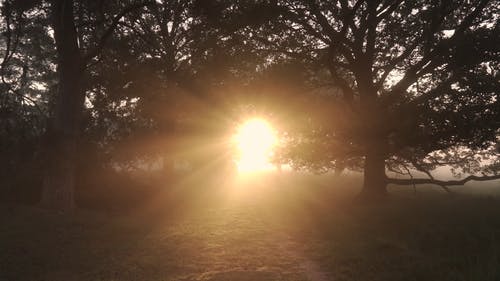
82, 0, 265, 175
39, 0, 152, 211
0, 1, 56, 202
248, 0, 499, 198
3, 0, 498, 207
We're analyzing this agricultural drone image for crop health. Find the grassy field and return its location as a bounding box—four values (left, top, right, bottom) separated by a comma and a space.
1, 174, 500, 281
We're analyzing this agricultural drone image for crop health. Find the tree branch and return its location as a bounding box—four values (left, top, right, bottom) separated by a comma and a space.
387, 0, 491, 96
83, 1, 154, 65
338, 0, 363, 40
387, 174, 500, 187
376, 0, 403, 21
364, 1, 378, 64
374, 41, 419, 90
280, 6, 330, 44
304, 0, 355, 62
409, 160, 453, 193
327, 62, 355, 102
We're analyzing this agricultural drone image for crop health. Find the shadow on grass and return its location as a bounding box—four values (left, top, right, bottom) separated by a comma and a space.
1, 174, 500, 281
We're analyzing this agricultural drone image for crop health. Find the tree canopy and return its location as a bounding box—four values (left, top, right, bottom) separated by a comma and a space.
264, 0, 500, 195
1, 0, 499, 209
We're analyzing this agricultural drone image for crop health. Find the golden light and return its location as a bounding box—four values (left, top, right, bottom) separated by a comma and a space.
233, 118, 277, 172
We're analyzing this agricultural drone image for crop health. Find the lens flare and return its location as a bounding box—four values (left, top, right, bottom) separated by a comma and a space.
233, 118, 277, 172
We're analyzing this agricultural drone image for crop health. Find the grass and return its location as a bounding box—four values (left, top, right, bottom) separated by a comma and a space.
1, 174, 500, 280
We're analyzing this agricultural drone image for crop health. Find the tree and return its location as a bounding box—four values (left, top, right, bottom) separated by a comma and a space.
40, 0, 152, 211
251, 0, 499, 198
82, 0, 262, 175
0, 0, 56, 203
4, 0, 498, 207
39, 0, 264, 210
94, 0, 295, 178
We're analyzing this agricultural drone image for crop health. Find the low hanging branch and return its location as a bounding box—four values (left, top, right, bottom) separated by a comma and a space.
387, 174, 500, 187
409, 160, 453, 193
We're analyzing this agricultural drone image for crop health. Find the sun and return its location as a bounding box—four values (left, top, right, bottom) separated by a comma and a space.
233, 118, 277, 172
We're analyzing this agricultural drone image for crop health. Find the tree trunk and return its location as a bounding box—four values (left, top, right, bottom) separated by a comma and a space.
41, 137, 77, 211
360, 149, 387, 199
357, 81, 388, 200
41, 0, 83, 211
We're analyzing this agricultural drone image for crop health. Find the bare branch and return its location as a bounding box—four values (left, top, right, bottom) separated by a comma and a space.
410, 160, 453, 193
387, 174, 500, 187
400, 164, 418, 195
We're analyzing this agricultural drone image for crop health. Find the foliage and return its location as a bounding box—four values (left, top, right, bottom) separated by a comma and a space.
247, 0, 500, 186
0, 0, 499, 205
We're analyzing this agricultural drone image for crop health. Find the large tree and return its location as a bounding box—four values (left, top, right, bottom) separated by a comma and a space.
40, 0, 153, 211
40, 0, 265, 210
251, 0, 499, 197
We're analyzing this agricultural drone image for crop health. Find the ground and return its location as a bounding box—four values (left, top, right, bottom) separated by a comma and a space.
1, 174, 500, 281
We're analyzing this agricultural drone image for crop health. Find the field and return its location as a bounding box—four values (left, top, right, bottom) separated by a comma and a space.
1, 174, 500, 281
